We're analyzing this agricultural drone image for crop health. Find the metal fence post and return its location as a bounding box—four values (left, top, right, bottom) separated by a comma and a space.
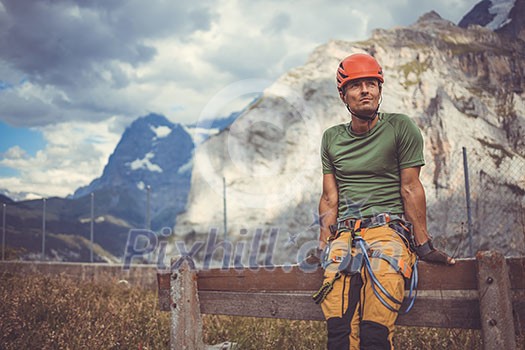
462, 147, 474, 257
42, 198, 46, 260
90, 192, 94, 263
2, 203, 5, 260
146, 185, 151, 230
223, 176, 227, 241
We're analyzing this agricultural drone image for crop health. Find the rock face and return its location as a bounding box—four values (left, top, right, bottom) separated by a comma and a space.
176, 10, 525, 262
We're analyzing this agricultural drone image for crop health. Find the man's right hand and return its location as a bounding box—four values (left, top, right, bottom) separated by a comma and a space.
415, 240, 456, 265
299, 248, 324, 270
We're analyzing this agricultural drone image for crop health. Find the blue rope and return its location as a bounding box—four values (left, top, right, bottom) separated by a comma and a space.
356, 237, 418, 314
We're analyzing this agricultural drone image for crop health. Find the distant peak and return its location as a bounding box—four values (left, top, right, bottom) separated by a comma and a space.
126, 113, 179, 134
137, 113, 172, 126
417, 11, 444, 23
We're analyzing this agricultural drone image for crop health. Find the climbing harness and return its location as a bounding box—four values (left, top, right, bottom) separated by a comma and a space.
313, 213, 419, 314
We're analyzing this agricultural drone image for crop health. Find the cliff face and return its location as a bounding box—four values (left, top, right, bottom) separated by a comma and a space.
175, 11, 525, 262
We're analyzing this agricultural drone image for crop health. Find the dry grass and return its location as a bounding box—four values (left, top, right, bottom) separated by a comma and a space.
0, 272, 170, 349
203, 315, 484, 350
1, 272, 521, 349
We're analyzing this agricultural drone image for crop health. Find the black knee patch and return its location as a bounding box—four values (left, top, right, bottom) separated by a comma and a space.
360, 320, 390, 350
327, 316, 351, 349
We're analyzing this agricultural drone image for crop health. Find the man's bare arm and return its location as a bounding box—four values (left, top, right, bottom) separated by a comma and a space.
400, 167, 429, 245
319, 173, 338, 250
400, 167, 455, 264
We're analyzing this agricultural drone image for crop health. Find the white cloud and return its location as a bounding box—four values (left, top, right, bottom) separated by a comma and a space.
0, 0, 482, 197
3, 145, 27, 159
0, 117, 121, 197
0, 0, 481, 126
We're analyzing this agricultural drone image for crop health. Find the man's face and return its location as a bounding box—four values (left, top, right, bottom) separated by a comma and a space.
342, 78, 381, 117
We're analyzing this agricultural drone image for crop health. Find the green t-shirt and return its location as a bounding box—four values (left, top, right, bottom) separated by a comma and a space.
321, 112, 425, 219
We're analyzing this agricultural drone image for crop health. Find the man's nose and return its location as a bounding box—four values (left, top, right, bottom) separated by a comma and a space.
360, 83, 370, 93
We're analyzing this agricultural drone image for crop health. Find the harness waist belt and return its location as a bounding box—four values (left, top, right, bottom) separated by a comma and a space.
337, 213, 403, 231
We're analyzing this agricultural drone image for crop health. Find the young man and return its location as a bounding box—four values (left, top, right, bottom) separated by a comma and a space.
316, 53, 455, 350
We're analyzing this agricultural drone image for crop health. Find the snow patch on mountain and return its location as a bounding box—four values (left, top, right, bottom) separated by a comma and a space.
486, 0, 516, 29
150, 125, 172, 139
177, 158, 193, 175
127, 152, 163, 172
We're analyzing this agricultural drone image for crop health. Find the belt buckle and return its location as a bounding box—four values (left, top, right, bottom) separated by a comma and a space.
337, 218, 355, 230
375, 213, 387, 226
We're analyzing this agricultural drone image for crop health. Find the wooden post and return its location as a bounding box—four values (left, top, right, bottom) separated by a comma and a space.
476, 251, 517, 350
170, 259, 204, 350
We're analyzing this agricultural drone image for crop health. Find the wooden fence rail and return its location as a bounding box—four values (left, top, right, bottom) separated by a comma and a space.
157, 251, 525, 350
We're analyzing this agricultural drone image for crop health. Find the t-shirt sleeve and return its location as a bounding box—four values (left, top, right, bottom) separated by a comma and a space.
396, 114, 425, 169
321, 130, 335, 174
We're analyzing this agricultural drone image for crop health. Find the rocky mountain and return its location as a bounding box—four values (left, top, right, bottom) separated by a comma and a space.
0, 112, 241, 262
0, 193, 14, 204
175, 8, 525, 262
72, 113, 195, 230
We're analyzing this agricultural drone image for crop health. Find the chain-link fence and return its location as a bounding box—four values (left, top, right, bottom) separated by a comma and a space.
427, 147, 525, 258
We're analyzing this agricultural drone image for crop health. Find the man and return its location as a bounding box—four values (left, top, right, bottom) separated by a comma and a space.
315, 53, 455, 350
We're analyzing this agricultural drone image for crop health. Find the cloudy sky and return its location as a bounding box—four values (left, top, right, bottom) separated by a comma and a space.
0, 0, 480, 199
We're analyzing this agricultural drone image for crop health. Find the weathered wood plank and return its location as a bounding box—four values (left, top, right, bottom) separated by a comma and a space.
396, 297, 480, 329
507, 257, 525, 290
477, 251, 517, 350
157, 258, 524, 308
197, 266, 323, 292
199, 291, 322, 321
195, 259, 480, 292
198, 291, 481, 329
157, 258, 524, 296
416, 259, 478, 290
513, 291, 525, 333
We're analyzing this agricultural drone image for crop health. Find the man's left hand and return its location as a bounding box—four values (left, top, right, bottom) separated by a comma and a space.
415, 240, 456, 265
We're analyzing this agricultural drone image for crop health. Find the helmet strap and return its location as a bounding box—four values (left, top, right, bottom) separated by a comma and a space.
345, 104, 380, 121
345, 94, 383, 122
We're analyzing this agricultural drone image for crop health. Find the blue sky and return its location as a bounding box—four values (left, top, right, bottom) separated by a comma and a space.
0, 0, 481, 199
0, 121, 45, 176
0, 121, 45, 156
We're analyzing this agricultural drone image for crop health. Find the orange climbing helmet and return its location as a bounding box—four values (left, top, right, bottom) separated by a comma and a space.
336, 53, 384, 98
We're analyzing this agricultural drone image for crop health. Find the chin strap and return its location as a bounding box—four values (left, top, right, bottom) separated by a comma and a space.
345, 95, 383, 121
346, 104, 378, 121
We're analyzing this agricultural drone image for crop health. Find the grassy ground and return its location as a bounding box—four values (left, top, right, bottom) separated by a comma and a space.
1, 272, 521, 349
203, 315, 483, 350
0, 272, 169, 349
